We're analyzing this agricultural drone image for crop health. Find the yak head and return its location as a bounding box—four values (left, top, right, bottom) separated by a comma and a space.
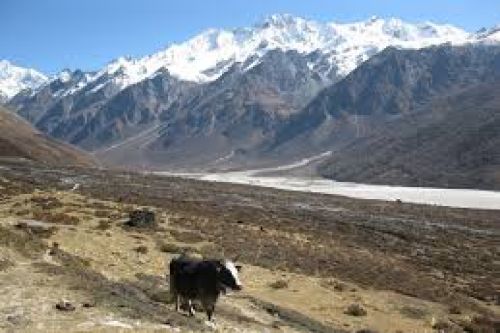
217, 259, 242, 291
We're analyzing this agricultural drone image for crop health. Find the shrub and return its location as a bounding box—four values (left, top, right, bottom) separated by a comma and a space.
170, 229, 205, 243
269, 280, 289, 289
0, 258, 14, 271
94, 210, 110, 218
158, 241, 198, 255
30, 196, 63, 210
150, 290, 174, 304
432, 318, 451, 330
124, 210, 156, 228
95, 220, 111, 231
345, 303, 367, 316
33, 211, 80, 225
134, 246, 148, 254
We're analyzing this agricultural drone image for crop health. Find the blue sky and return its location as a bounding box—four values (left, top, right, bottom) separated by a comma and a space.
2, 0, 500, 74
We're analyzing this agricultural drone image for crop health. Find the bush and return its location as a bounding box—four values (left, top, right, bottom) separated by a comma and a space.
30, 196, 63, 210
33, 211, 80, 225
269, 280, 289, 289
457, 315, 499, 333
170, 230, 205, 243
95, 220, 111, 231
124, 210, 156, 228
158, 241, 198, 256
150, 290, 174, 304
345, 303, 367, 316
94, 210, 110, 218
15, 222, 58, 238
432, 319, 451, 330
0, 258, 14, 271
321, 279, 347, 292
134, 246, 148, 254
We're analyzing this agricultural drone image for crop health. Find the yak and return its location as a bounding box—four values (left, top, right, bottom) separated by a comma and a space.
169, 256, 242, 321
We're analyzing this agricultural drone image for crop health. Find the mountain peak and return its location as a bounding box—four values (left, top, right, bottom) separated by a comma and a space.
25, 15, 485, 100
473, 24, 500, 42
0, 60, 48, 100
260, 13, 308, 28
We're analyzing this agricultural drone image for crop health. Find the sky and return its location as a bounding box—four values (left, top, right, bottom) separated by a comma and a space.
2, 0, 500, 74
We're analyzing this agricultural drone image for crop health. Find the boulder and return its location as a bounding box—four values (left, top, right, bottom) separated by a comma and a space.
124, 210, 156, 228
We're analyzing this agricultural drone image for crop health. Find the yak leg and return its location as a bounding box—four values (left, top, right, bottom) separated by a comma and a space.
174, 294, 180, 312
202, 299, 216, 321
188, 299, 196, 316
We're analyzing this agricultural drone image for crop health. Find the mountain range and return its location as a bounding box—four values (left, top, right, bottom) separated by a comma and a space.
2, 15, 500, 189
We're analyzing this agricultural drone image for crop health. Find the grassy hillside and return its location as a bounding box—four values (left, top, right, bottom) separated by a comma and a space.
0, 106, 95, 167
0, 160, 498, 332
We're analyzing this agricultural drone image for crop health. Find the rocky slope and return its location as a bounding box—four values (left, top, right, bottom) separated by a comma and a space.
5, 16, 500, 189
316, 81, 500, 189
262, 44, 500, 185
95, 49, 331, 169
8, 16, 471, 158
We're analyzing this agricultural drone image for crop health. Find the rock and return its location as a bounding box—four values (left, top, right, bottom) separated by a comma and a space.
6, 314, 31, 327
55, 301, 75, 312
448, 305, 462, 315
49, 242, 60, 255
125, 210, 156, 228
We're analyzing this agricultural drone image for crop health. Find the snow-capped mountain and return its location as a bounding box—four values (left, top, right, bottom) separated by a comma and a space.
5, 14, 500, 188
46, 14, 470, 99
0, 60, 48, 102
474, 24, 500, 43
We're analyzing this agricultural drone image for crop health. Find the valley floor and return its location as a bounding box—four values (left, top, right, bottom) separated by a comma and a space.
0, 159, 498, 332
180, 172, 500, 210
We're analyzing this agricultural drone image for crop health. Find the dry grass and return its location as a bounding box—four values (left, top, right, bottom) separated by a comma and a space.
14, 222, 59, 238
454, 315, 500, 333
32, 211, 80, 225
30, 196, 64, 210
0, 226, 48, 257
0, 160, 498, 332
94, 209, 111, 218
157, 241, 198, 255
169, 229, 205, 243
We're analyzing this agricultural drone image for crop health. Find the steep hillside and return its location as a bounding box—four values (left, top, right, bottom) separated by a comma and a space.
317, 82, 500, 190
96, 50, 327, 169
264, 44, 500, 169
0, 106, 95, 167
10, 69, 196, 150
8, 16, 472, 166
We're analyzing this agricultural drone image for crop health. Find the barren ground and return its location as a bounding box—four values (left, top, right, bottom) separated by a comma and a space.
0, 159, 498, 332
